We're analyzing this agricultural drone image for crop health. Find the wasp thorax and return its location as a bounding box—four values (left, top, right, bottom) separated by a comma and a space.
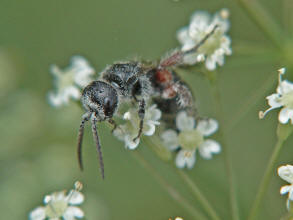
102, 62, 143, 96
81, 81, 118, 120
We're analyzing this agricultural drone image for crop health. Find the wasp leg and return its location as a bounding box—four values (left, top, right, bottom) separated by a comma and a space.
133, 99, 145, 142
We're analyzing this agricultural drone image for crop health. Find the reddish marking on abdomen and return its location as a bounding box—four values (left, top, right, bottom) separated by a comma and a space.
155, 69, 172, 83
162, 85, 177, 99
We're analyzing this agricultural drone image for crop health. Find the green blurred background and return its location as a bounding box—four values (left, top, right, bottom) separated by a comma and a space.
0, 0, 292, 219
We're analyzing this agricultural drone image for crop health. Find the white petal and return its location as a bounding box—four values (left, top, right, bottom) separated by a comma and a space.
71, 56, 95, 87
48, 92, 63, 107
29, 207, 46, 220
279, 108, 293, 124
196, 118, 219, 136
280, 185, 292, 195
176, 27, 197, 52
189, 11, 211, 38
211, 12, 230, 33
146, 105, 162, 121
64, 86, 81, 100
266, 93, 282, 108
63, 207, 84, 220
161, 129, 179, 151
112, 125, 127, 142
183, 53, 199, 65
125, 135, 140, 150
177, 27, 191, 45
176, 111, 195, 131
68, 191, 84, 205
44, 191, 66, 204
278, 80, 293, 95
143, 123, 156, 136
198, 139, 221, 159
278, 165, 293, 183
175, 150, 196, 169
205, 56, 216, 71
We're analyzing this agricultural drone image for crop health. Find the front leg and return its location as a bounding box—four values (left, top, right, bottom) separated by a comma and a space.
133, 99, 145, 142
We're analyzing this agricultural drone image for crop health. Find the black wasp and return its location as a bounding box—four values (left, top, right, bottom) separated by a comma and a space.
77, 25, 218, 179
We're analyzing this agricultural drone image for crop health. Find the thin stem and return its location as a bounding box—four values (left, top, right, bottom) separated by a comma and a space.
235, 0, 285, 50
208, 73, 240, 220
145, 135, 220, 219
132, 150, 208, 220
247, 138, 285, 220
175, 169, 221, 220
283, 0, 293, 36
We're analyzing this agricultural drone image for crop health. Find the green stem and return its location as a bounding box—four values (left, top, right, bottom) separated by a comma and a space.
247, 138, 285, 220
132, 150, 208, 220
235, 0, 285, 50
145, 135, 220, 219
175, 169, 221, 220
208, 72, 240, 220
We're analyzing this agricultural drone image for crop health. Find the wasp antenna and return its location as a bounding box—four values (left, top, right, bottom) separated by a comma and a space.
185, 24, 219, 55
91, 114, 105, 179
77, 114, 89, 171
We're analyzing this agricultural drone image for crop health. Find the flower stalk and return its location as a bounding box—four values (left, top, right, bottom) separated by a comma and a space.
235, 0, 284, 50
175, 169, 221, 220
131, 150, 208, 220
248, 124, 293, 220
207, 71, 240, 220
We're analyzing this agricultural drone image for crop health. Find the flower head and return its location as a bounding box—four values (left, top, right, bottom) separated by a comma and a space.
177, 8, 232, 70
161, 111, 220, 169
278, 165, 293, 210
29, 181, 85, 220
113, 104, 162, 149
259, 68, 293, 124
48, 56, 95, 107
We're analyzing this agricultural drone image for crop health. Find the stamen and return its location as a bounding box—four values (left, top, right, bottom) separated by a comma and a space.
278, 68, 286, 94
74, 181, 83, 191
220, 8, 229, 19
259, 106, 280, 119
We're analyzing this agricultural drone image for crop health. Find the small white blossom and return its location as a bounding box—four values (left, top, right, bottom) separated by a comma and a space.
48, 56, 95, 107
278, 165, 293, 210
29, 181, 85, 220
161, 111, 220, 169
113, 104, 161, 149
177, 8, 232, 70
259, 68, 293, 124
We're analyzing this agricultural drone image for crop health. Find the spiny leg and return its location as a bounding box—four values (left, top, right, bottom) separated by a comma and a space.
133, 99, 145, 142
159, 25, 219, 68
77, 113, 90, 171
184, 24, 219, 55
91, 113, 105, 179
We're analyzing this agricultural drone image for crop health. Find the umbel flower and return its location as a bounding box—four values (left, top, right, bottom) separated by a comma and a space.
113, 104, 162, 149
278, 165, 293, 210
177, 8, 232, 70
29, 181, 84, 220
48, 56, 95, 107
259, 68, 293, 124
161, 111, 221, 169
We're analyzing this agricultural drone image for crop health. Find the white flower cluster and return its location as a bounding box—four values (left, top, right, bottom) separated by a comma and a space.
260, 68, 293, 124
177, 8, 232, 70
30, 181, 84, 220
278, 165, 293, 210
48, 56, 95, 107
161, 111, 221, 169
113, 104, 162, 149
